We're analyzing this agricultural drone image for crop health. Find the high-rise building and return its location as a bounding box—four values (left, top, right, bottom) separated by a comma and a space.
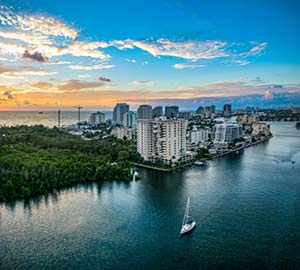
123, 111, 137, 128
212, 123, 243, 143
189, 127, 209, 144
223, 104, 232, 117
205, 106, 212, 118
137, 104, 152, 120
88, 111, 105, 126
196, 106, 204, 114
137, 117, 187, 164
113, 103, 129, 124
178, 112, 191, 120
165, 106, 179, 118
152, 106, 163, 118
203, 105, 215, 118
112, 127, 135, 140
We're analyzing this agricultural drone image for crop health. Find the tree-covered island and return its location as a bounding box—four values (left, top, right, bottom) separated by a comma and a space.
0, 125, 142, 202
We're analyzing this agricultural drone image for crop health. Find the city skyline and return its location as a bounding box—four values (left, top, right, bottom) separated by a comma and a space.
0, 0, 300, 111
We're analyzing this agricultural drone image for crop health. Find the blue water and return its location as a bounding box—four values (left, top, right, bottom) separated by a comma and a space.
0, 122, 300, 269
0, 111, 113, 127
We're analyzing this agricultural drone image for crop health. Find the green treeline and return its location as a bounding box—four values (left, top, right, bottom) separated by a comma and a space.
0, 125, 142, 201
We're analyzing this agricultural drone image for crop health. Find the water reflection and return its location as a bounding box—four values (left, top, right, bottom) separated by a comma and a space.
0, 122, 300, 270
0, 181, 107, 212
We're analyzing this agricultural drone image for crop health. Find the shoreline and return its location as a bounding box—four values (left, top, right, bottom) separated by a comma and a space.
133, 135, 273, 172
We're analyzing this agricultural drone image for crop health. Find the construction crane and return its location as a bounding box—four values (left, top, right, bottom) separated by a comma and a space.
74, 106, 83, 123
57, 109, 61, 128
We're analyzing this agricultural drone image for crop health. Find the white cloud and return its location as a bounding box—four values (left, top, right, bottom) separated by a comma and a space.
78, 74, 92, 78
0, 56, 10, 61
0, 5, 77, 39
247, 42, 267, 56
45, 60, 71, 65
63, 41, 110, 60
0, 6, 110, 61
130, 80, 156, 86
0, 5, 268, 71
0, 41, 24, 55
112, 38, 229, 60
173, 62, 204, 69
126, 58, 136, 63
0, 30, 52, 46
69, 64, 114, 70
230, 60, 251, 66
109, 39, 267, 66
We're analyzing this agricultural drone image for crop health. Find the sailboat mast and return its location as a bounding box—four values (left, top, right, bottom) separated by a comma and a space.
182, 197, 190, 227
187, 197, 190, 218
182, 206, 186, 227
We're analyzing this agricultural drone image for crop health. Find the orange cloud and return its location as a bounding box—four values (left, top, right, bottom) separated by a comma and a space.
1, 80, 299, 111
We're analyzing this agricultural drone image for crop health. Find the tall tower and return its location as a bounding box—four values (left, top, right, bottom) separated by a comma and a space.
58, 109, 61, 128
223, 104, 232, 117
165, 106, 179, 118
74, 106, 83, 123
152, 106, 163, 118
137, 104, 152, 120
113, 103, 129, 124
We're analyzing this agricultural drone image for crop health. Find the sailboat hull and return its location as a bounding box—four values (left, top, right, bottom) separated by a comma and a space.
180, 221, 196, 235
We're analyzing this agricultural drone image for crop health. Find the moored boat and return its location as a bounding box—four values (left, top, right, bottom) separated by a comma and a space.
194, 161, 204, 166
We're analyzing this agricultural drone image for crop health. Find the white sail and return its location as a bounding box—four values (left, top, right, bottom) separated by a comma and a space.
180, 197, 196, 235
182, 197, 190, 227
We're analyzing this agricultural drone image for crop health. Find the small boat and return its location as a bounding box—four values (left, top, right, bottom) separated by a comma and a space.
38, 111, 43, 114
194, 161, 204, 166
180, 197, 196, 235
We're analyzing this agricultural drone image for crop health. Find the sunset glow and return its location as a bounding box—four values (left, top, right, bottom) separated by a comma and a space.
0, 1, 299, 110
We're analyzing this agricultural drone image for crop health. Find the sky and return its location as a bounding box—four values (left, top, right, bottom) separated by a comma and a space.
0, 0, 299, 111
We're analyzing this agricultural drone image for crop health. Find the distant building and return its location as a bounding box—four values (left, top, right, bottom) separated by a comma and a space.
190, 127, 209, 144
245, 106, 256, 115
252, 123, 271, 137
123, 111, 137, 128
113, 103, 129, 124
137, 117, 187, 164
205, 106, 212, 118
211, 105, 216, 114
137, 104, 152, 120
165, 106, 179, 118
237, 115, 258, 125
235, 109, 245, 115
292, 107, 300, 114
178, 112, 191, 120
152, 106, 163, 118
88, 111, 105, 126
223, 104, 232, 117
201, 105, 216, 118
112, 127, 135, 140
212, 123, 243, 143
196, 106, 204, 114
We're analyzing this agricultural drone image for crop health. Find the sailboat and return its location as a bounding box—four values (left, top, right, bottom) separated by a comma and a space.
180, 197, 196, 235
